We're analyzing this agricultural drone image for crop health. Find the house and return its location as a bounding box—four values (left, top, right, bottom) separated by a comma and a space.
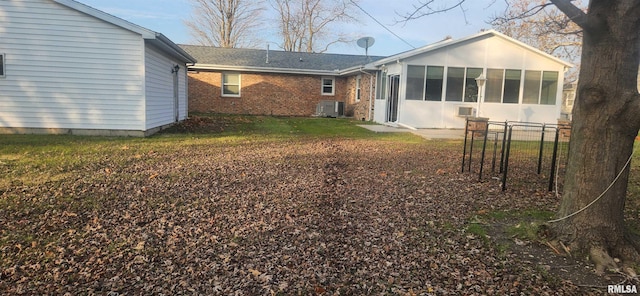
0, 0, 196, 136
180, 45, 384, 121
371, 30, 573, 129
183, 30, 571, 129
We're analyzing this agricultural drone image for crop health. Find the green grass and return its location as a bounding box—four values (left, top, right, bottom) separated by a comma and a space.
0, 115, 426, 187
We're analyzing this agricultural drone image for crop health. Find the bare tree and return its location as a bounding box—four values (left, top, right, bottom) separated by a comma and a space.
270, 0, 359, 53
402, 0, 640, 273
490, 0, 584, 81
185, 0, 264, 48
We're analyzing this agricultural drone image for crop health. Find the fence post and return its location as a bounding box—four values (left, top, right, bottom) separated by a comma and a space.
479, 121, 490, 181
462, 117, 469, 173
499, 121, 508, 173
502, 125, 513, 191
549, 127, 561, 192
537, 124, 546, 174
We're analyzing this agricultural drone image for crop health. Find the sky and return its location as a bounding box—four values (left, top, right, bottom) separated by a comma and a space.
78, 0, 507, 56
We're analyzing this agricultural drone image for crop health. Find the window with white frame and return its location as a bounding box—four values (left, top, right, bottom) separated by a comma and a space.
376, 73, 387, 100
540, 71, 559, 105
522, 70, 559, 105
222, 72, 240, 96
425, 66, 444, 101
322, 77, 335, 95
445, 67, 465, 102
0, 54, 5, 78
406, 65, 425, 100
463, 68, 483, 102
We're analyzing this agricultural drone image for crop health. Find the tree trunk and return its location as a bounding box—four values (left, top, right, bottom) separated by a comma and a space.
553, 0, 640, 267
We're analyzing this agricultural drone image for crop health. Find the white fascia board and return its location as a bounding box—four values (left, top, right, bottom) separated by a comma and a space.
53, 0, 156, 39
148, 34, 197, 64
190, 64, 341, 76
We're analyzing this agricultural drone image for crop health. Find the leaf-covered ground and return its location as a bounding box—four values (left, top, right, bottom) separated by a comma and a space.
0, 117, 621, 295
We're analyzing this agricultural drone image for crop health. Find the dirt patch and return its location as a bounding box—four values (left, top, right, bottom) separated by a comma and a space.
486, 219, 636, 295
162, 115, 252, 134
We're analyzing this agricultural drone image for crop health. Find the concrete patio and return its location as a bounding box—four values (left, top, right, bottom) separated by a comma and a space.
358, 124, 465, 140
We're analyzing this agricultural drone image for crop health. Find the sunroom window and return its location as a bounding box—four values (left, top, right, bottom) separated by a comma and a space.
503, 69, 522, 104
445, 67, 465, 102
425, 66, 444, 101
540, 71, 559, 105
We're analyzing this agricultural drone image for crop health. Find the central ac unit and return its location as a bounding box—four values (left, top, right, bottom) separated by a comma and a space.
316, 100, 344, 118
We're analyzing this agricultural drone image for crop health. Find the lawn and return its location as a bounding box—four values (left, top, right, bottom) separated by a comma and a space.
0, 115, 631, 294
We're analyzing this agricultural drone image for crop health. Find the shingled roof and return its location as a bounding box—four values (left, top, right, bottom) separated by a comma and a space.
179, 45, 385, 75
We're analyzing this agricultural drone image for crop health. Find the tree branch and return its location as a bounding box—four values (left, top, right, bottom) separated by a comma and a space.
549, 0, 588, 29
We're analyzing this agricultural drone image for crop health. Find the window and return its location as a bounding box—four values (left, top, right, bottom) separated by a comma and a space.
485, 69, 504, 103
406, 65, 426, 100
523, 70, 542, 104
0, 54, 4, 77
445, 67, 465, 101
425, 66, 444, 101
376, 73, 387, 100
503, 69, 521, 104
222, 73, 240, 96
322, 77, 335, 95
355, 75, 361, 102
464, 68, 483, 102
540, 71, 559, 105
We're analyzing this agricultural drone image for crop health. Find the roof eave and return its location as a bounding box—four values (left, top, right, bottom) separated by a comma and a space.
189, 64, 341, 76
150, 34, 197, 64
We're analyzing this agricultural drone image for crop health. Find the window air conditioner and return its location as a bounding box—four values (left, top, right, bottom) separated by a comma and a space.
457, 106, 476, 117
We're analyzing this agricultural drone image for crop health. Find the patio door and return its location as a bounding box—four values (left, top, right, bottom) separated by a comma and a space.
386, 74, 400, 122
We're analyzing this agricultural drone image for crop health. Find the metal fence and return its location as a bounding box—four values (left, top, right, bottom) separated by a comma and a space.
461, 118, 571, 192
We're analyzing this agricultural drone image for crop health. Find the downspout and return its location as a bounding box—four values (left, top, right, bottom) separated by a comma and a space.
359, 68, 374, 121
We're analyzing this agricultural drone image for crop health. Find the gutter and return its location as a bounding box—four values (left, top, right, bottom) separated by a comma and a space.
190, 64, 342, 76
152, 33, 197, 64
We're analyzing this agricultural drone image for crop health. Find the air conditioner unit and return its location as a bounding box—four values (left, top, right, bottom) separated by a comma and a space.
457, 106, 476, 117
316, 100, 344, 118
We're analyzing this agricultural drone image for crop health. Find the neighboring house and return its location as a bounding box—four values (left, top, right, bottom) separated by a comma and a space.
371, 30, 573, 129
180, 45, 384, 121
0, 0, 196, 136
562, 82, 577, 120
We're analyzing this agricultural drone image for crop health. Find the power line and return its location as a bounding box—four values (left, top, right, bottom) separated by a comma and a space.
349, 0, 416, 49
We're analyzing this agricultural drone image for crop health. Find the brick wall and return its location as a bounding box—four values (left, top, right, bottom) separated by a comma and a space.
344, 72, 377, 121
188, 70, 357, 116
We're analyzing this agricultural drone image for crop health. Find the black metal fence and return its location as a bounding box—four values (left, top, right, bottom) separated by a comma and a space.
461, 118, 571, 192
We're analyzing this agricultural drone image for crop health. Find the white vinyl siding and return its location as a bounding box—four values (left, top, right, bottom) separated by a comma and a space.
0, 0, 145, 130
145, 45, 188, 130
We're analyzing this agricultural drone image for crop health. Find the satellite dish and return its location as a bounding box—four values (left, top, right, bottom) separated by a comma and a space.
357, 37, 375, 56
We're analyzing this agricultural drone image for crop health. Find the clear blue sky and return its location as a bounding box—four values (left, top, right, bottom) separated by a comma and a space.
78, 0, 506, 56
